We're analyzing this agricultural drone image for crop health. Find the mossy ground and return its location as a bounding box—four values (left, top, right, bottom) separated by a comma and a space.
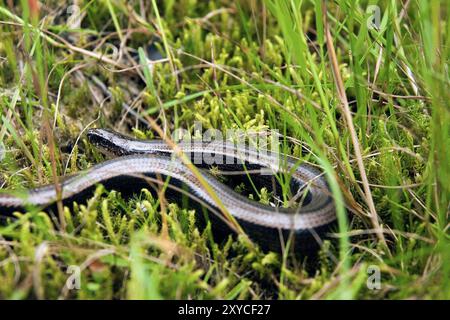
0, 0, 448, 299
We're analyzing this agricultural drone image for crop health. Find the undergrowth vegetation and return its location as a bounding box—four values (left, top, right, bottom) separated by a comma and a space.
0, 0, 448, 299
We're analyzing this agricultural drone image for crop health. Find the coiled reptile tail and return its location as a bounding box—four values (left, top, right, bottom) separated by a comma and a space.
0, 129, 337, 254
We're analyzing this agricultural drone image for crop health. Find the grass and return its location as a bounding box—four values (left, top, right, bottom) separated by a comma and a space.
0, 0, 448, 299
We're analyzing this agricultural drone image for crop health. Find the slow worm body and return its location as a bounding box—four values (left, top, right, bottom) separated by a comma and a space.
0, 129, 336, 253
